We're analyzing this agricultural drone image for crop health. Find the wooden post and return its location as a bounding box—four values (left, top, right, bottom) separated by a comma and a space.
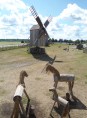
11, 71, 35, 118
11, 85, 30, 118
11, 85, 26, 118
49, 88, 70, 118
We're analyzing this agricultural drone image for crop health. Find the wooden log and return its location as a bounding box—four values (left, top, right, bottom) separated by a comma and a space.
11, 84, 32, 118
11, 85, 24, 118
58, 96, 68, 107
60, 74, 75, 82
13, 85, 24, 101
49, 88, 68, 106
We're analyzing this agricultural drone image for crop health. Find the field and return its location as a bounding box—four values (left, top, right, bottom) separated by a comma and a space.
0, 43, 87, 118
0, 41, 21, 45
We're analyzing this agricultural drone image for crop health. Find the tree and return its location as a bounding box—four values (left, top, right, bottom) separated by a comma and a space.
74, 39, 80, 45
21, 40, 24, 43
59, 39, 63, 43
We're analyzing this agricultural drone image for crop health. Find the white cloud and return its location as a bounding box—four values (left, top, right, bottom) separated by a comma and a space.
0, 0, 30, 39
0, 0, 27, 11
48, 3, 87, 40
0, 1, 87, 40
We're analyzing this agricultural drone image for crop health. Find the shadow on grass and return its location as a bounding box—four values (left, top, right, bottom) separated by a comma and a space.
0, 102, 13, 117
69, 96, 87, 110
29, 99, 45, 118
32, 53, 63, 64
0, 99, 45, 118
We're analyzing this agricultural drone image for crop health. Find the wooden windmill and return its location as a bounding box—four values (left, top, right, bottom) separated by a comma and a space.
29, 6, 52, 54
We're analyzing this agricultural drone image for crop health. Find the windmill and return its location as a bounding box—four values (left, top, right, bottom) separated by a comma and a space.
29, 6, 52, 54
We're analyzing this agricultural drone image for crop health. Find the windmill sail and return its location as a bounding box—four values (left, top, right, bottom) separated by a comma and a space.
30, 6, 38, 19
36, 17, 43, 28
30, 6, 43, 28
44, 16, 52, 28
39, 27, 49, 39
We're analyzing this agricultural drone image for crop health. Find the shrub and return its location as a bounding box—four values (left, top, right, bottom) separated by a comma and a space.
76, 43, 83, 50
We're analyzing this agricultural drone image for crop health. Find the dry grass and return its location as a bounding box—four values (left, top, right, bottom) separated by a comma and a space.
0, 44, 87, 118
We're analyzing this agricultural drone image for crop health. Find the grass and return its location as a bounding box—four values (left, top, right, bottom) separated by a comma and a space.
0, 41, 21, 45
0, 80, 4, 82
0, 42, 86, 79
35, 77, 43, 80
22, 96, 28, 104
85, 74, 87, 78
0, 47, 30, 62
85, 81, 87, 84
0, 41, 28, 51
45, 44, 87, 82
0, 89, 7, 95
0, 43, 87, 80
0, 42, 87, 118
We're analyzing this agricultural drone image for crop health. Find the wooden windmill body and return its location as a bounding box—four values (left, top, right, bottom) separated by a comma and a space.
29, 6, 52, 54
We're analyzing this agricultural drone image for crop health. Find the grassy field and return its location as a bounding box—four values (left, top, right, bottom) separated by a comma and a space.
0, 43, 87, 118
0, 41, 22, 45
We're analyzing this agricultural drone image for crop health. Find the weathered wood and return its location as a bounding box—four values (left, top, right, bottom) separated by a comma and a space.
18, 70, 28, 87
46, 64, 75, 99
20, 101, 27, 118
49, 88, 69, 106
58, 96, 68, 107
11, 100, 20, 118
13, 85, 24, 101
49, 88, 70, 118
11, 85, 32, 118
60, 74, 75, 82
11, 70, 32, 118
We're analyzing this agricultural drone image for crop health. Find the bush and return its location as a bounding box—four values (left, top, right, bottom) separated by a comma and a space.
21, 40, 24, 43
76, 44, 83, 50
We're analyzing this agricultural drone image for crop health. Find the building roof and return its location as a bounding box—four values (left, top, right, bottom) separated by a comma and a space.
30, 25, 40, 30
30, 24, 50, 38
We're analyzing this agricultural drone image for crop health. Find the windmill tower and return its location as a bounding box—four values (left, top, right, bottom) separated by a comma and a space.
29, 6, 52, 54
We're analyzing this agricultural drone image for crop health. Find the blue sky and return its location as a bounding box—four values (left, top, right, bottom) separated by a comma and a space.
0, 0, 87, 40
24, 0, 87, 16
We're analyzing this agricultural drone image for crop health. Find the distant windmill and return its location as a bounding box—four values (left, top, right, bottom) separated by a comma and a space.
29, 5, 52, 54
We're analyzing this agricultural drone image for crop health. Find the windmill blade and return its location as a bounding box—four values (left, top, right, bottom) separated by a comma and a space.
30, 6, 43, 28
38, 27, 49, 39
44, 16, 52, 28
36, 17, 43, 28
30, 6, 38, 19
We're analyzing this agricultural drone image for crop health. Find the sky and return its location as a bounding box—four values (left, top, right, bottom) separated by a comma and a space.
0, 0, 87, 40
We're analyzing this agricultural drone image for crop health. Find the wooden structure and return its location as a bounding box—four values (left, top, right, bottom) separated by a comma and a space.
29, 6, 52, 54
30, 25, 48, 47
60, 74, 75, 99
11, 71, 34, 118
49, 88, 70, 118
11, 85, 34, 118
45, 64, 75, 99
18, 70, 28, 87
